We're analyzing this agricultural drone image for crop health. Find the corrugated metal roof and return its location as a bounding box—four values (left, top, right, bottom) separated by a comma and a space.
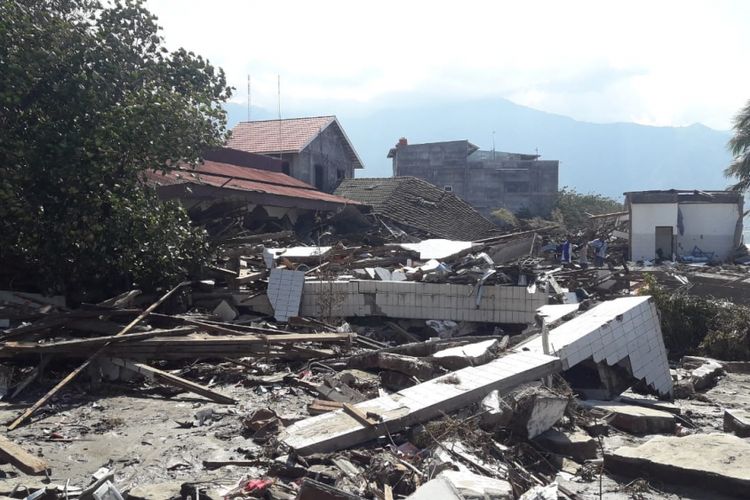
147, 160, 360, 206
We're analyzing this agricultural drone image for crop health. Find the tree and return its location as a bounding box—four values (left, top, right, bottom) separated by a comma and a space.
0, 0, 232, 302
725, 99, 750, 191
554, 187, 623, 233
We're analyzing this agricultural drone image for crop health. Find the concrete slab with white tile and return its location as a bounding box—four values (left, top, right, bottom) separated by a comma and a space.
280, 350, 561, 454
517, 296, 673, 397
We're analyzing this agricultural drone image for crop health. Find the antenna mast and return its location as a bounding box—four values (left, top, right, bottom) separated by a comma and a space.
277, 74, 282, 160
247, 75, 251, 122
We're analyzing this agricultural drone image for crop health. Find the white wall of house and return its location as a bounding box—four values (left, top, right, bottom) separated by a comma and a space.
630, 203, 678, 261
630, 202, 741, 261
675, 203, 741, 260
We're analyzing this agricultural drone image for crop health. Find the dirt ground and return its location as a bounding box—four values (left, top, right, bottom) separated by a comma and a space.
0, 361, 314, 497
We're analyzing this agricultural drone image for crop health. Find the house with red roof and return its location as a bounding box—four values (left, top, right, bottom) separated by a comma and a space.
146, 148, 360, 235
227, 116, 364, 193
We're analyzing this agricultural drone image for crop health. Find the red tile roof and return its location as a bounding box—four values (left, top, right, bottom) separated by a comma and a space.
227, 116, 364, 169
147, 160, 360, 207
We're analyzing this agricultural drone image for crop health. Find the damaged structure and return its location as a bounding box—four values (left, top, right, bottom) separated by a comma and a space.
3, 173, 750, 500
387, 138, 559, 218
334, 176, 498, 241
625, 189, 744, 262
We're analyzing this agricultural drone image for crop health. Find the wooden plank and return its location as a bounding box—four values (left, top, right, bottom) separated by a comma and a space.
0, 326, 197, 355
7, 282, 189, 431
281, 350, 561, 454
0, 434, 48, 474
342, 403, 379, 427
109, 358, 236, 405
308, 400, 344, 415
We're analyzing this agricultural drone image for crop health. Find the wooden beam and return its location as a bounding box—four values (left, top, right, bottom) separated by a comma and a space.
0, 434, 48, 474
7, 282, 189, 431
109, 358, 236, 405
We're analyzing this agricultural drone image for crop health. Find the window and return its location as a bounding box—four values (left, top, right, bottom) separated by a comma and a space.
444, 185, 453, 192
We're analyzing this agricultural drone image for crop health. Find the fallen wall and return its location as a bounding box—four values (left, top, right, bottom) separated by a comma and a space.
299, 281, 547, 323
517, 296, 673, 397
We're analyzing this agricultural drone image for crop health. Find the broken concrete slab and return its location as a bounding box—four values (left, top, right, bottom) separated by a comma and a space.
212, 299, 238, 322
431, 339, 499, 370
405, 476, 460, 500
440, 470, 513, 499
351, 352, 436, 380
280, 350, 561, 454
690, 359, 724, 391
513, 387, 569, 439
723, 408, 750, 437
479, 390, 513, 430
406, 470, 513, 500
581, 400, 675, 435
534, 428, 598, 462
604, 433, 750, 497
517, 296, 673, 398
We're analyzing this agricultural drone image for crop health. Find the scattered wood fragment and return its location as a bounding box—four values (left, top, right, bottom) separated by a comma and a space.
109, 358, 235, 404
0, 434, 48, 474
7, 282, 189, 430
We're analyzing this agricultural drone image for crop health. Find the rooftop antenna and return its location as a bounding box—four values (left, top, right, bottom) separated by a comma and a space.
277, 74, 282, 160
247, 75, 253, 121
492, 130, 496, 161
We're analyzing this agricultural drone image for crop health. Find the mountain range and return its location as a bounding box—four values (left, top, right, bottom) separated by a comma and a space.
224, 97, 734, 200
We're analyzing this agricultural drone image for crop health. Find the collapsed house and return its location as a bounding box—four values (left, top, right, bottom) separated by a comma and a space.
625, 189, 744, 263
145, 149, 360, 236
334, 176, 498, 241
3, 169, 750, 499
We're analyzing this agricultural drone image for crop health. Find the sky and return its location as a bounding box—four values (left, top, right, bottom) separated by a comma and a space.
146, 0, 750, 130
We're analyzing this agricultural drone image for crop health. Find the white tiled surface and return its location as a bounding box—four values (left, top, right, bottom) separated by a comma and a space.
517, 296, 673, 397
281, 350, 560, 453
267, 269, 305, 322
298, 280, 548, 324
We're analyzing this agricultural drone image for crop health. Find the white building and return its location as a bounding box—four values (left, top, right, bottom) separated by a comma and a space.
625, 190, 744, 263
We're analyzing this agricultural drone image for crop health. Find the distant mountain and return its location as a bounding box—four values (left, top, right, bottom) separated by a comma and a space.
224, 98, 734, 200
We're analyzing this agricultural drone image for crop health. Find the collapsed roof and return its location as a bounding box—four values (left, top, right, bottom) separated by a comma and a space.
334, 176, 498, 241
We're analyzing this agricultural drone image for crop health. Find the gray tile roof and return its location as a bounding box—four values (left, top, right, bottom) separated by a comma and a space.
335, 177, 497, 241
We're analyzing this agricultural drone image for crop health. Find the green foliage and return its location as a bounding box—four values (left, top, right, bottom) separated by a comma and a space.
725, 99, 750, 191
699, 306, 750, 361
642, 274, 750, 360
491, 207, 520, 228
554, 187, 623, 233
0, 0, 230, 301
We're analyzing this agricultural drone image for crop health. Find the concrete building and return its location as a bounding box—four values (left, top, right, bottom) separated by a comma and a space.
387, 139, 559, 218
227, 116, 364, 193
625, 190, 744, 262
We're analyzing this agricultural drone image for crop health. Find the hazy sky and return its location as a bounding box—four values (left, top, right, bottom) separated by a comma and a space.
147, 0, 750, 130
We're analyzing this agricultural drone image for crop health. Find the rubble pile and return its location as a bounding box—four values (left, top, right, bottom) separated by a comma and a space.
1, 212, 749, 500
